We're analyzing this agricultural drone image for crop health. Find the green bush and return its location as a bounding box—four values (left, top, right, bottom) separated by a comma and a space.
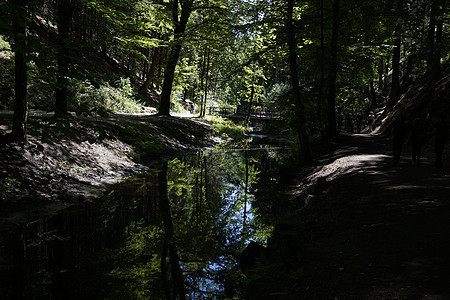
206, 116, 248, 139
70, 77, 144, 115
0, 35, 14, 110
28, 61, 55, 110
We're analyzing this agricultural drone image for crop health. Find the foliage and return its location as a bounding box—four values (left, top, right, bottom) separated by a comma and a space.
70, 77, 144, 114
0, 35, 13, 109
206, 116, 249, 139
1, 0, 449, 139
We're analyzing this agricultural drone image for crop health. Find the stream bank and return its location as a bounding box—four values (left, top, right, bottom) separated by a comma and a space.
0, 111, 224, 230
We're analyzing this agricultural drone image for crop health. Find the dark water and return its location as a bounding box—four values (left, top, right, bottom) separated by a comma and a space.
1, 144, 293, 299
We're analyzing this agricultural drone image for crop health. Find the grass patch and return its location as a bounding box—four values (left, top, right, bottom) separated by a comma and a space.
115, 121, 163, 159
206, 116, 249, 139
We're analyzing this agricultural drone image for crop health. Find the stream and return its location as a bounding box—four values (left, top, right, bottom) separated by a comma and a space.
1, 141, 294, 299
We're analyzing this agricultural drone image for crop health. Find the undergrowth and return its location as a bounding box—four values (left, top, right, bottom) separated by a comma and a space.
206, 116, 249, 139
115, 121, 163, 159
70, 77, 144, 115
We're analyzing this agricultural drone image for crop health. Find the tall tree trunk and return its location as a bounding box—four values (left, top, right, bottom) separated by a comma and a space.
287, 0, 312, 163
11, 0, 29, 142
426, 0, 437, 77
198, 48, 207, 117
317, 0, 325, 127
141, 48, 160, 94
202, 51, 210, 118
55, 0, 73, 117
430, 0, 444, 81
388, 37, 401, 108
158, 0, 193, 116
326, 0, 340, 138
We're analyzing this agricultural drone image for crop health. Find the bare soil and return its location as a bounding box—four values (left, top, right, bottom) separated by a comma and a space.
286, 132, 450, 299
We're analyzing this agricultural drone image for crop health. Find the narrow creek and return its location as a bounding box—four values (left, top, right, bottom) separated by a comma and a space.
1, 141, 294, 298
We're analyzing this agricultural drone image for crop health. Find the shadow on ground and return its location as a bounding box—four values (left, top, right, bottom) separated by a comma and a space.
288, 133, 450, 299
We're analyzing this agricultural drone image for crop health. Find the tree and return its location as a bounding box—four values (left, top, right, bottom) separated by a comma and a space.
54, 0, 74, 117
427, 0, 445, 81
158, 0, 194, 116
325, 0, 340, 138
286, 0, 312, 163
11, 0, 29, 142
388, 36, 401, 108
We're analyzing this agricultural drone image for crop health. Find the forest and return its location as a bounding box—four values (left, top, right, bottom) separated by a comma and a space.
0, 0, 447, 143
1, 0, 450, 299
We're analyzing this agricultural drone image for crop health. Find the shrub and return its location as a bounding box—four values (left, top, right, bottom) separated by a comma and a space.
70, 77, 144, 115
206, 116, 248, 139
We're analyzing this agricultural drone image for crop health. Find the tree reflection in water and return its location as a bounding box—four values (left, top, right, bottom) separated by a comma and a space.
0, 146, 292, 298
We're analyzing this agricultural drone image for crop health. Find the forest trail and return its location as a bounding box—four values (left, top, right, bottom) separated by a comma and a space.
293, 132, 450, 299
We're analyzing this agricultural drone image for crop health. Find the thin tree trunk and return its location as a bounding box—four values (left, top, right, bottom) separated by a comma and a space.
431, 0, 444, 81
426, 0, 437, 77
198, 48, 207, 117
388, 37, 401, 108
377, 57, 384, 95
245, 85, 254, 126
326, 0, 340, 138
287, 0, 312, 163
242, 149, 249, 239
199, 155, 204, 220
202, 51, 210, 118
11, 0, 29, 142
203, 155, 208, 216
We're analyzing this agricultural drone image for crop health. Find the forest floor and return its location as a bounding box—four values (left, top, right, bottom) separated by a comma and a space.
284, 131, 450, 299
0, 111, 223, 232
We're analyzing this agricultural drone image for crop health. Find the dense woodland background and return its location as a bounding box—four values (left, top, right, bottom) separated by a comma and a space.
0, 0, 448, 153
1, 1, 450, 299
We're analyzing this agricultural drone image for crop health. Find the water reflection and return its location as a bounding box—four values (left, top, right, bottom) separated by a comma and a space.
0, 146, 292, 299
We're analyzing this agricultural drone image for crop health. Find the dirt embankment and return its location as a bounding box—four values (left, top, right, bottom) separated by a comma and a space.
0, 111, 223, 226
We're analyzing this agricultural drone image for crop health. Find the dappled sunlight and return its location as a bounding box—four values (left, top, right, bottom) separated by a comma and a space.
309, 154, 390, 182
386, 184, 423, 190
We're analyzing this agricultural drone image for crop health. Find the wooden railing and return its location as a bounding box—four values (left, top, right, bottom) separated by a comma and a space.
207, 107, 277, 120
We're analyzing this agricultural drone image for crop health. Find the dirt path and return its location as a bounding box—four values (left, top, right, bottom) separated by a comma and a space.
292, 133, 450, 299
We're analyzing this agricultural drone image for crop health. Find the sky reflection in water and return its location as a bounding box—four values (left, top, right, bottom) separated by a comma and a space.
1, 146, 292, 299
